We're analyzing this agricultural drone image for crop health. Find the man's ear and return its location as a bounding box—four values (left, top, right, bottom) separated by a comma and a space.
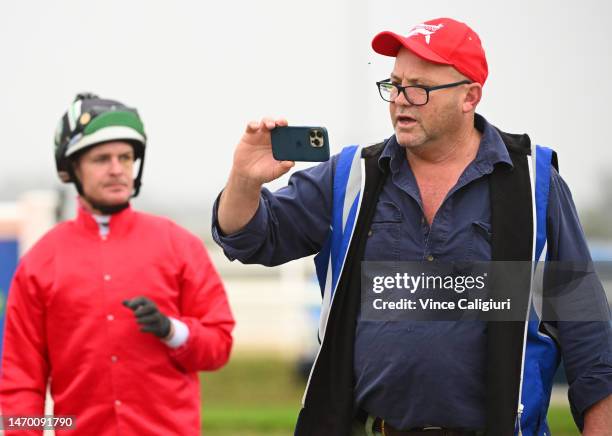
463, 83, 482, 113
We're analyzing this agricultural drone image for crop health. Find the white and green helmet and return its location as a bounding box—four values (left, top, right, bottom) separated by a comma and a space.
54, 93, 147, 197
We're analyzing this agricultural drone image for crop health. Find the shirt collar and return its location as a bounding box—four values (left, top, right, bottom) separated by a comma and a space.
378, 113, 513, 174
76, 199, 135, 238
93, 214, 111, 237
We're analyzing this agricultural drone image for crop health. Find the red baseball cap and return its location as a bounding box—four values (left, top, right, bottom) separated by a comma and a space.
371, 18, 488, 85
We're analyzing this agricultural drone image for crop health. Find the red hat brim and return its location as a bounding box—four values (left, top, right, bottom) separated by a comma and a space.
372, 31, 452, 66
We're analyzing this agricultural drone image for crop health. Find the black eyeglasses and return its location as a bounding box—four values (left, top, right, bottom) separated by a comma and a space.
376, 79, 472, 105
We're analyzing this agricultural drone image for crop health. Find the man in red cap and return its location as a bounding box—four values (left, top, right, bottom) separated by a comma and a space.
213, 17, 611, 436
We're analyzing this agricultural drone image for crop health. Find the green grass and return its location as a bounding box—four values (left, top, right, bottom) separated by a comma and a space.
547, 406, 579, 436
202, 406, 298, 433
200, 354, 303, 435
199, 355, 580, 435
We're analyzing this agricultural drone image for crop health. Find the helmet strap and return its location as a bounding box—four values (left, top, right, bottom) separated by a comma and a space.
131, 149, 145, 198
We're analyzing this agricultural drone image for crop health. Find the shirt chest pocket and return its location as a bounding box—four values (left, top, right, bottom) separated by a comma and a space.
364, 200, 402, 261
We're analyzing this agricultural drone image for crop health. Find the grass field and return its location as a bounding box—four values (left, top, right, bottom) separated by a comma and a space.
200, 355, 579, 436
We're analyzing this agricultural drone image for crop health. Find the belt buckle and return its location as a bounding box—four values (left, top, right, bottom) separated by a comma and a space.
380, 420, 444, 435
365, 415, 380, 436
382, 422, 444, 435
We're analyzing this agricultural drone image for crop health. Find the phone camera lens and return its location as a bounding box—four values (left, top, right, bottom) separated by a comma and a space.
316, 131, 323, 138
310, 131, 316, 138
313, 139, 321, 146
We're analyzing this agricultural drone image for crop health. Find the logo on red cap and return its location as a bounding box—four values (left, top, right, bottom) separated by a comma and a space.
406, 23, 444, 45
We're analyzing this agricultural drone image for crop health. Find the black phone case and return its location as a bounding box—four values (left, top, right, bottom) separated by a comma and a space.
271, 126, 330, 162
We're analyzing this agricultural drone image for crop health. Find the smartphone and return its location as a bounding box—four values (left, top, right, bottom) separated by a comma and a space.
271, 126, 330, 162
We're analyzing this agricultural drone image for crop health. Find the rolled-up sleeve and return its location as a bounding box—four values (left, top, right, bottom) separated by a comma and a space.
212, 156, 337, 266
546, 167, 612, 428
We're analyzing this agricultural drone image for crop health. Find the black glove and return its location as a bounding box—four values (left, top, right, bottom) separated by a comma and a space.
123, 296, 172, 339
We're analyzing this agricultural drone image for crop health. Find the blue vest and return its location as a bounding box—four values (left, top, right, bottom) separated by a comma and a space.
307, 141, 559, 436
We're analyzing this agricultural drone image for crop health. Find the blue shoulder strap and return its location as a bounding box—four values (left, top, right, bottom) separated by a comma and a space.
519, 144, 560, 436
534, 145, 554, 261
313, 145, 363, 340
314, 145, 362, 296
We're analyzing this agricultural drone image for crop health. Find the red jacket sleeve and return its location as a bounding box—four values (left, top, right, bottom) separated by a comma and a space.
0, 261, 49, 436
167, 235, 234, 372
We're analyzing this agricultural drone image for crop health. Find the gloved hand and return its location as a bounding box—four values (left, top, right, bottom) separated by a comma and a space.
123, 296, 172, 339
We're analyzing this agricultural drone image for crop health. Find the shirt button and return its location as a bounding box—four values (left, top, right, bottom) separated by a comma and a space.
114, 400, 121, 407
426, 254, 434, 261
104, 274, 111, 281
107, 314, 114, 321
111, 355, 118, 363
367, 230, 373, 237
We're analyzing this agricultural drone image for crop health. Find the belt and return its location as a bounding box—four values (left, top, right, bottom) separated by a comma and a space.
357, 411, 485, 436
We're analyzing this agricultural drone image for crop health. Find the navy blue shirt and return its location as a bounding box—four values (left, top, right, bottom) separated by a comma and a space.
212, 114, 612, 429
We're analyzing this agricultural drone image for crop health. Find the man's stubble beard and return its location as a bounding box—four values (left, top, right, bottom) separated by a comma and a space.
83, 194, 131, 215
395, 102, 462, 150
394, 118, 435, 150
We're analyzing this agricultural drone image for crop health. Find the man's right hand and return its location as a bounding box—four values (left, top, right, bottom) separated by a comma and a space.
217, 118, 295, 235
231, 117, 295, 186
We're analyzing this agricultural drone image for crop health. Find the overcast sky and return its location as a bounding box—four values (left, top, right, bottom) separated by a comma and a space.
1, 0, 611, 230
